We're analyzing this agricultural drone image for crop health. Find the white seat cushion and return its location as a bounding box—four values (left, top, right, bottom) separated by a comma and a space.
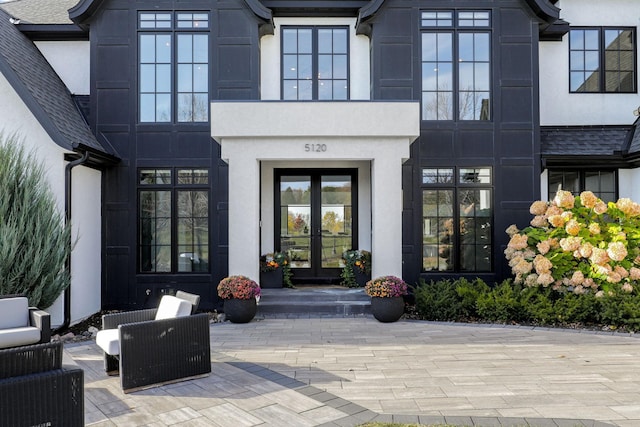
155, 295, 192, 320
0, 327, 41, 349
96, 329, 120, 356
0, 297, 29, 329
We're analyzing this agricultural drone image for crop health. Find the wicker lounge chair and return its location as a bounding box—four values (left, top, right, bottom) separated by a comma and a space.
96, 291, 211, 392
0, 295, 51, 349
0, 341, 84, 427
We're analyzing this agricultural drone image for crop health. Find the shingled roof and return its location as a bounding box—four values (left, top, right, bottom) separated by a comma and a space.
0, 6, 117, 161
0, 0, 77, 24
541, 126, 634, 167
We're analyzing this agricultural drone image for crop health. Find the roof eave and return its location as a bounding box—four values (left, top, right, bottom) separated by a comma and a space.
356, 0, 384, 36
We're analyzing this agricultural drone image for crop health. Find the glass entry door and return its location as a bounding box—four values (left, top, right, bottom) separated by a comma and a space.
276, 169, 357, 281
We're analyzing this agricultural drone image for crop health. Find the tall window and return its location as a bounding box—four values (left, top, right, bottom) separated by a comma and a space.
139, 12, 209, 123
548, 170, 617, 203
139, 168, 209, 273
422, 167, 493, 272
569, 28, 636, 93
421, 10, 491, 120
281, 27, 349, 100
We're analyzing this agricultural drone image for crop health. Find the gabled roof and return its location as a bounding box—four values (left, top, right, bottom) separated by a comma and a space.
0, 7, 117, 163
624, 119, 640, 159
0, 0, 77, 24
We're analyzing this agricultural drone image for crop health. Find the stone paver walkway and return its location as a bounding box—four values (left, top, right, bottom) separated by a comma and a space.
64, 317, 640, 426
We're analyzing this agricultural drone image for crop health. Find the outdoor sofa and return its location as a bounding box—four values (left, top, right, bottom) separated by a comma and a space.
96, 290, 211, 392
0, 341, 84, 426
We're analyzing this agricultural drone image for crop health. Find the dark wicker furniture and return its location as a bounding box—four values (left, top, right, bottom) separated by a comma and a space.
0, 295, 51, 349
99, 291, 211, 392
0, 341, 84, 427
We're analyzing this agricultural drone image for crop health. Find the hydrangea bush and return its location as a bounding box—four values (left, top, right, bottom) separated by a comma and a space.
217, 275, 261, 300
505, 190, 640, 295
365, 275, 408, 298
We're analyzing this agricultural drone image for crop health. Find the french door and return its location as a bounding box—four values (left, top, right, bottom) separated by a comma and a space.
275, 169, 357, 281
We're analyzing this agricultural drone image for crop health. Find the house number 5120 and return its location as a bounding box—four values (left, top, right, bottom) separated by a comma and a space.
304, 143, 327, 152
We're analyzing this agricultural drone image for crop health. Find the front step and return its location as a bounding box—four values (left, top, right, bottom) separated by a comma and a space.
257, 286, 371, 317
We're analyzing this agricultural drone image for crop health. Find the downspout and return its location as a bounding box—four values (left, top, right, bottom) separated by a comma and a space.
54, 150, 90, 333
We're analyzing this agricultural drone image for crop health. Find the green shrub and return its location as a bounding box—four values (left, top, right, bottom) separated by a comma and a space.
599, 291, 640, 330
476, 280, 526, 323
0, 134, 71, 308
414, 278, 489, 321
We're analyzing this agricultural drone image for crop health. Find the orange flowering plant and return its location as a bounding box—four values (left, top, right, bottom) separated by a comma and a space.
217, 275, 261, 300
365, 275, 408, 298
505, 190, 640, 294
260, 252, 293, 287
341, 250, 372, 287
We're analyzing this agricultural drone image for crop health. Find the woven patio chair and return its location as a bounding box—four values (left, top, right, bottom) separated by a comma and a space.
96, 291, 211, 392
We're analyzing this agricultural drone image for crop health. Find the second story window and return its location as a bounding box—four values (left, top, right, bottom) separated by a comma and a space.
569, 28, 636, 93
421, 10, 491, 121
139, 12, 209, 123
281, 27, 349, 100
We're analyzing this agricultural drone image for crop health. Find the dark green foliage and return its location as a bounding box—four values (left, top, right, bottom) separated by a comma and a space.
413, 276, 640, 332
0, 134, 71, 308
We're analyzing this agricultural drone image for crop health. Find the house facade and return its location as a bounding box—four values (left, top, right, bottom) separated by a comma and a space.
0, 0, 638, 317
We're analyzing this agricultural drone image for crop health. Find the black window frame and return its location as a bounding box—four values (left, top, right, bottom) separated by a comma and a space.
421, 166, 494, 273
420, 10, 492, 121
547, 169, 618, 203
569, 26, 637, 94
138, 11, 210, 124
280, 25, 350, 100
138, 167, 210, 274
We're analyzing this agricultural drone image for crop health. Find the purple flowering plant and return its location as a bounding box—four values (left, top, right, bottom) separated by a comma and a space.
365, 275, 408, 298
217, 275, 261, 300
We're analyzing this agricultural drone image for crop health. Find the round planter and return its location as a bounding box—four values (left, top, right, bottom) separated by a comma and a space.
260, 269, 283, 288
224, 298, 257, 323
370, 296, 405, 323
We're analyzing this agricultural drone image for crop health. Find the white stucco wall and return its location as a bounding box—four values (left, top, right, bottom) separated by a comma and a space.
0, 72, 101, 326
540, 0, 640, 126
34, 41, 90, 95
212, 101, 419, 281
260, 17, 371, 100
619, 168, 640, 201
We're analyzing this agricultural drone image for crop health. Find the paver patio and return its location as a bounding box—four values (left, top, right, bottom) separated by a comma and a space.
64, 317, 639, 426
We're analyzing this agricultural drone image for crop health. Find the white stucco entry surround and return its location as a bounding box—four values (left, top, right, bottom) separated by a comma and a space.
211, 101, 420, 282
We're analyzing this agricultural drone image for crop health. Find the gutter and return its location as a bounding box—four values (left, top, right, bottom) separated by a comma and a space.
54, 150, 90, 333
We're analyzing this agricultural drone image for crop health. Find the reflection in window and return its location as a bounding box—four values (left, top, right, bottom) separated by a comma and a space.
548, 170, 617, 203
570, 28, 636, 93
139, 12, 209, 123
422, 167, 492, 272
139, 168, 209, 273
282, 27, 349, 100
421, 10, 491, 120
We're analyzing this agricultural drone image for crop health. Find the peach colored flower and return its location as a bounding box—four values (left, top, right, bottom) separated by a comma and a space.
593, 201, 608, 215
533, 254, 552, 274
505, 224, 519, 237
545, 205, 563, 218
536, 240, 551, 255
583, 278, 596, 289
537, 272, 555, 286
595, 290, 605, 298
578, 242, 593, 259
570, 270, 585, 285
554, 190, 575, 209
530, 200, 548, 216
635, 255, 640, 265
548, 215, 565, 228
590, 247, 610, 266
524, 273, 539, 287
522, 249, 536, 259
565, 219, 581, 236
559, 236, 581, 252
530, 215, 548, 228
595, 264, 613, 276
588, 223, 600, 235
579, 191, 598, 208
630, 267, 640, 281
616, 198, 640, 217
573, 285, 586, 295
507, 234, 529, 250
513, 259, 533, 275
622, 283, 634, 293
607, 241, 628, 262
509, 255, 524, 268
606, 272, 622, 283
504, 247, 518, 260
548, 238, 559, 248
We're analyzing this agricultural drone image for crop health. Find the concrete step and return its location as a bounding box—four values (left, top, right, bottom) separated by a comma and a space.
257, 286, 371, 317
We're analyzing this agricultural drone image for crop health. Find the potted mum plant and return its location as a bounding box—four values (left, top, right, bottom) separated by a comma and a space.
259, 252, 293, 288
217, 275, 261, 323
365, 275, 408, 322
341, 250, 371, 287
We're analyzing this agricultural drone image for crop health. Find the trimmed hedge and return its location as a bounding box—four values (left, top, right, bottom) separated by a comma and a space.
414, 278, 640, 331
